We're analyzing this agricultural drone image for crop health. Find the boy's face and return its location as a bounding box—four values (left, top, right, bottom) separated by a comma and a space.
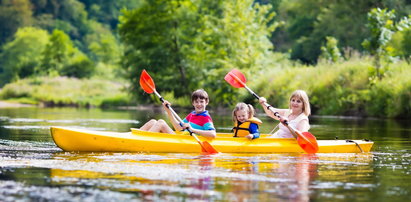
192, 98, 208, 113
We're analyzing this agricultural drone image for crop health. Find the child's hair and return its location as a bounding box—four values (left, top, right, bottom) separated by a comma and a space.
289, 90, 311, 116
232, 103, 255, 123
191, 89, 209, 103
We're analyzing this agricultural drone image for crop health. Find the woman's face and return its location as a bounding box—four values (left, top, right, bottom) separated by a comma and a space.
235, 109, 249, 123
290, 96, 304, 112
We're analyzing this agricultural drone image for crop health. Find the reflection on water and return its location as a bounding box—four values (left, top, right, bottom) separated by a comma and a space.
0, 107, 411, 201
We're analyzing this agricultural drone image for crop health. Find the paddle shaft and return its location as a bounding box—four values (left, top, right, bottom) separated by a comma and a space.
152, 90, 203, 143
240, 82, 304, 139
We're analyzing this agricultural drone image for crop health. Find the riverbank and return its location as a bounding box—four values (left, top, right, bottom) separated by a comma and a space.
0, 101, 35, 108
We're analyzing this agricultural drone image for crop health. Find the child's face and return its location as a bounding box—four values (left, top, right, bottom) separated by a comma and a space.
235, 109, 249, 123
192, 98, 208, 113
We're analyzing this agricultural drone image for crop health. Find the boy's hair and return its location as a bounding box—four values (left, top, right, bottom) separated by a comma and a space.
232, 102, 255, 123
191, 89, 209, 103
289, 90, 311, 116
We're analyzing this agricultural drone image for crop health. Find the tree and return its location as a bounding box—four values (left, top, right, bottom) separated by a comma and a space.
273, 0, 411, 64
362, 8, 396, 79
0, 27, 49, 86
0, 0, 33, 45
319, 36, 342, 64
119, 0, 279, 105
39, 29, 94, 78
193, 0, 280, 104
389, 15, 411, 63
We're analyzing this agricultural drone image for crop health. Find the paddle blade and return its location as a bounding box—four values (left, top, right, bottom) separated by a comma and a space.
202, 141, 219, 154
139, 69, 155, 94
297, 132, 319, 153
224, 69, 246, 88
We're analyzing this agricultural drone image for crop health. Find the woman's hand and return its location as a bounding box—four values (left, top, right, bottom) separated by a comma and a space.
162, 100, 171, 109
259, 97, 267, 104
279, 116, 288, 124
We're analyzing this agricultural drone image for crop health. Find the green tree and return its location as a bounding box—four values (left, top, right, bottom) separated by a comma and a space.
0, 27, 49, 86
79, 0, 141, 29
39, 29, 94, 78
39, 29, 74, 76
362, 8, 396, 79
319, 36, 342, 63
0, 0, 33, 44
274, 0, 411, 64
119, 0, 197, 99
119, 0, 279, 104
389, 15, 411, 63
193, 0, 280, 104
61, 53, 94, 78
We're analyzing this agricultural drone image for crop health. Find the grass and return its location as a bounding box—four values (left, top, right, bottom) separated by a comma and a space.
0, 76, 131, 108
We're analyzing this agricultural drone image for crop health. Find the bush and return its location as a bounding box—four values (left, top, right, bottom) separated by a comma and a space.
0, 76, 130, 107
249, 57, 411, 118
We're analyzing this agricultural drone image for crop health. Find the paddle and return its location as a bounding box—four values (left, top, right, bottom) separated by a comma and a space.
139, 69, 219, 154
224, 69, 319, 153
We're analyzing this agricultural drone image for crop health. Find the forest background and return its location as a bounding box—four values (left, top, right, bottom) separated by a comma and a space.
1, 0, 411, 118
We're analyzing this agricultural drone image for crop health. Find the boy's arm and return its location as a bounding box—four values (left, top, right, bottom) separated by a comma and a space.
187, 120, 216, 138
163, 102, 183, 131
190, 128, 216, 138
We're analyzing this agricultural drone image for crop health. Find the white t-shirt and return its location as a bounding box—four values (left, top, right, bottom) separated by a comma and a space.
271, 110, 309, 138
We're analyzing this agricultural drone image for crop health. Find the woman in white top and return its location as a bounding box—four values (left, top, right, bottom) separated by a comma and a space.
259, 90, 311, 138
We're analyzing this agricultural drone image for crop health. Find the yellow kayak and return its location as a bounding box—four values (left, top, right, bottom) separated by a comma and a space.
50, 126, 373, 153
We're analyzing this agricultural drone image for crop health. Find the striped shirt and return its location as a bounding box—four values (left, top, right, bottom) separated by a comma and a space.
183, 110, 215, 131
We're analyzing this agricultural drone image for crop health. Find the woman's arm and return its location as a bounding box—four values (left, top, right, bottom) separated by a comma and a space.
259, 97, 287, 120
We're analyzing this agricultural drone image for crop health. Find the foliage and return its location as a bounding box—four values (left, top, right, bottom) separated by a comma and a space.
38, 29, 94, 78
319, 36, 342, 63
366, 62, 411, 117
119, 0, 280, 105
0, 0, 33, 44
274, 0, 411, 64
79, 0, 141, 29
0, 76, 129, 107
362, 8, 396, 79
0, 27, 49, 86
248, 57, 411, 118
388, 15, 411, 63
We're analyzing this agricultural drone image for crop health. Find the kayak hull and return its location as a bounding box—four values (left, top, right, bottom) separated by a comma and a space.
50, 127, 373, 153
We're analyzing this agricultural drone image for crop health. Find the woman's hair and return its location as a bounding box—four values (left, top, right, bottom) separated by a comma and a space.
232, 103, 255, 123
191, 89, 209, 103
289, 90, 311, 116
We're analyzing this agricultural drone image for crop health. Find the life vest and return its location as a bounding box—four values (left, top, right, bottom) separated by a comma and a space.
232, 117, 262, 137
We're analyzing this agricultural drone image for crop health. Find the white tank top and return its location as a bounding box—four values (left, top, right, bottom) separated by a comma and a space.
275, 110, 309, 138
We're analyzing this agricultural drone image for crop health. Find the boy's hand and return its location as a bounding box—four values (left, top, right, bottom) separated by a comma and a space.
182, 123, 191, 130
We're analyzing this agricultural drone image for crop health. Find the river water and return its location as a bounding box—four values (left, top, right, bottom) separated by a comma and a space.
0, 107, 410, 201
